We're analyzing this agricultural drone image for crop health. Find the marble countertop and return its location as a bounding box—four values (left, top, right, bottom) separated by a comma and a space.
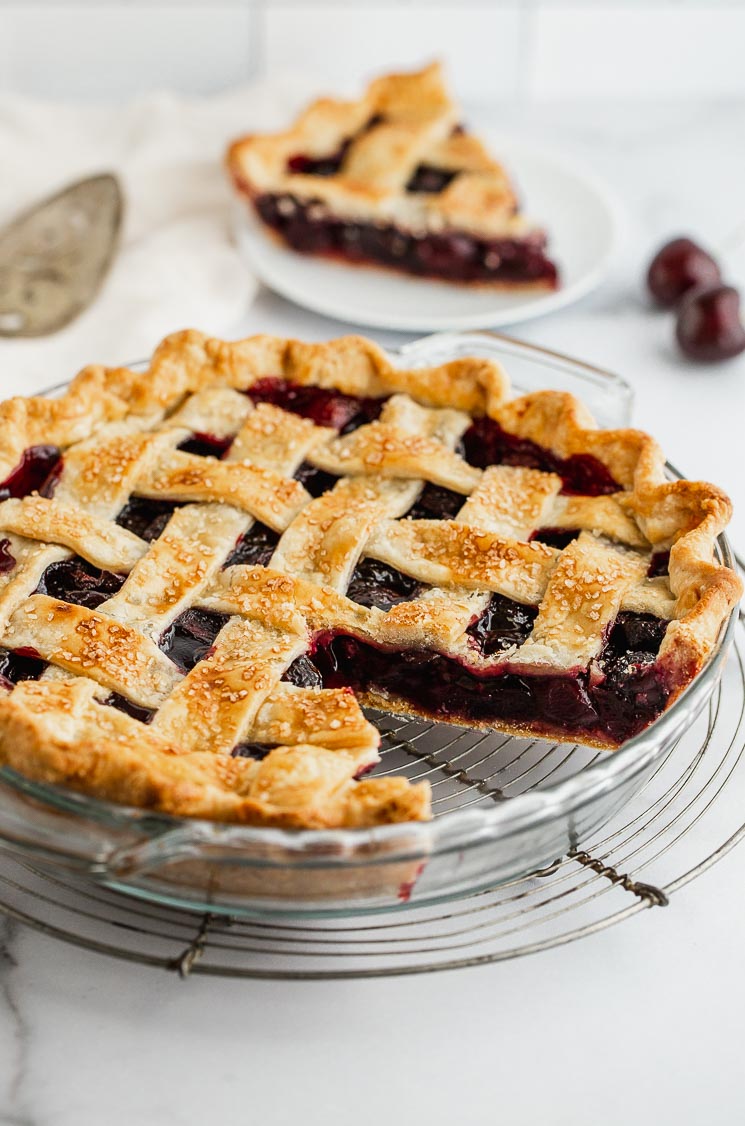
2, 99, 745, 1126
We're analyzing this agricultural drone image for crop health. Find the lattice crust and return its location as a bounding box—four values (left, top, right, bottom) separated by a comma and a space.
226, 62, 534, 240
0, 329, 740, 828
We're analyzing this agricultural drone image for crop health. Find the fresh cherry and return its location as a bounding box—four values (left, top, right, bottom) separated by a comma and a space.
675, 284, 745, 363
647, 237, 721, 308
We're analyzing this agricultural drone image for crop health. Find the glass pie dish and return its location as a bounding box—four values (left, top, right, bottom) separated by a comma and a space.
0, 331, 737, 919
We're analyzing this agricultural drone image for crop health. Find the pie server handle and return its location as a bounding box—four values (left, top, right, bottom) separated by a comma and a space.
0, 172, 123, 338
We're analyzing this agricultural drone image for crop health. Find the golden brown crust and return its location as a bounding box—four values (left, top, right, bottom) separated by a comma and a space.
0, 328, 739, 827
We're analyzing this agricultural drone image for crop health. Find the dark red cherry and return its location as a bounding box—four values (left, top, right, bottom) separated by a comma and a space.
416, 233, 475, 274
646, 237, 721, 308
675, 284, 745, 362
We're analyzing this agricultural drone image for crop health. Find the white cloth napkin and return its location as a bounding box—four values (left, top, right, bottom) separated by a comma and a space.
0, 77, 315, 394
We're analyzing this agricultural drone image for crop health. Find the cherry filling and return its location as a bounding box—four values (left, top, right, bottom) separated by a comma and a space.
223, 521, 280, 568
159, 608, 230, 672
0, 539, 16, 573
283, 654, 323, 688
406, 482, 465, 521
467, 593, 538, 656
0, 445, 62, 501
246, 376, 383, 432
591, 613, 670, 743
531, 527, 581, 551
104, 693, 156, 725
285, 114, 385, 178
36, 558, 126, 610
287, 147, 350, 177
405, 164, 458, 194
0, 646, 47, 689
177, 433, 234, 458
116, 498, 183, 542
308, 604, 671, 745
294, 461, 338, 498
347, 559, 426, 611
648, 551, 670, 578
462, 417, 619, 496
253, 194, 559, 287
231, 742, 275, 761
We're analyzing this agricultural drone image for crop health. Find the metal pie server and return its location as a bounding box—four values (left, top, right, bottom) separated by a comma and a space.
0, 173, 123, 338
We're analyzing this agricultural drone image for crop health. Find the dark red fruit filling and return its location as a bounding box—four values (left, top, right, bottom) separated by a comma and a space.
648, 551, 670, 578
223, 521, 280, 568
294, 461, 338, 498
406, 482, 465, 521
591, 613, 669, 743
531, 527, 581, 550
0, 445, 62, 501
463, 417, 618, 496
602, 611, 668, 656
0, 539, 16, 573
406, 164, 458, 193
287, 148, 350, 177
347, 558, 426, 611
285, 114, 385, 178
467, 593, 537, 655
254, 194, 559, 287
177, 432, 233, 458
231, 742, 275, 761
116, 498, 182, 542
0, 646, 47, 689
282, 654, 324, 688
103, 693, 155, 724
309, 605, 670, 745
247, 376, 384, 433
159, 608, 230, 672
37, 558, 126, 610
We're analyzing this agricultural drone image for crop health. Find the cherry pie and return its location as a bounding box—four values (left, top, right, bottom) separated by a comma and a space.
227, 63, 559, 290
0, 331, 739, 828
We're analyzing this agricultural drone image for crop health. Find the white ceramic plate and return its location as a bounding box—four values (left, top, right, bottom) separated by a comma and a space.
232, 137, 622, 333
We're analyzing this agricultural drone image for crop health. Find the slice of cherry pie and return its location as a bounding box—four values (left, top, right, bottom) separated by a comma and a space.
0, 331, 738, 828
227, 63, 559, 290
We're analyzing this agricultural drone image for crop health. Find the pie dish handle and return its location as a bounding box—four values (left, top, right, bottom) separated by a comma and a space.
397, 330, 636, 427
100, 820, 437, 879
0, 773, 248, 875
102, 824, 225, 879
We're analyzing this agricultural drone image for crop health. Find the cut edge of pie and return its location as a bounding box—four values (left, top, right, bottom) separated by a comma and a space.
0, 329, 739, 830
227, 62, 559, 291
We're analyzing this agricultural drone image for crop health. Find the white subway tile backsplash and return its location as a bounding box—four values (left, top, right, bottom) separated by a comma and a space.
1, 4, 257, 99
263, 4, 524, 103
1, 3, 744, 102
531, 5, 745, 98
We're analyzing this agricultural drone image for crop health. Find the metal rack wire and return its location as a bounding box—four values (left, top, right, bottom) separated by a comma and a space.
0, 610, 742, 979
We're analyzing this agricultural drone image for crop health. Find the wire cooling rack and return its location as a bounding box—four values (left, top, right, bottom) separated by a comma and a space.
0, 610, 742, 979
